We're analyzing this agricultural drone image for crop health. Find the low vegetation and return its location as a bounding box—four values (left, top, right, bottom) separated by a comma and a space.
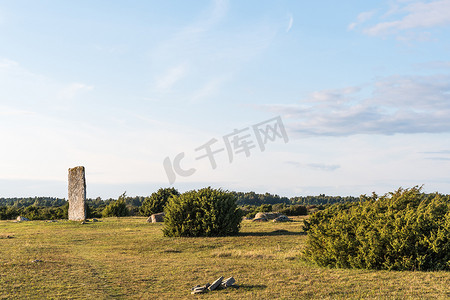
303, 186, 450, 271
101, 192, 130, 218
1, 216, 450, 299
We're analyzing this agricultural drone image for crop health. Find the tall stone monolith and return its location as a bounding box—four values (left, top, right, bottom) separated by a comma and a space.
68, 166, 86, 221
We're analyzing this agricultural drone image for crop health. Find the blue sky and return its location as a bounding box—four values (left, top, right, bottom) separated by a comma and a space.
1, 0, 450, 199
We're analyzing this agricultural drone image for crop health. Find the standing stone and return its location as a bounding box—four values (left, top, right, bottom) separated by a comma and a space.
68, 166, 86, 221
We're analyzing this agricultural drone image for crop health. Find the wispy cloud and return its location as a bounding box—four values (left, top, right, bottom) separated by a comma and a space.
421, 149, 450, 161
425, 157, 450, 161
190, 76, 228, 103
0, 57, 94, 113
286, 14, 294, 32
155, 63, 188, 91
148, 0, 278, 102
261, 73, 450, 136
348, 10, 375, 30
286, 161, 340, 171
351, 0, 450, 39
58, 82, 94, 100
420, 150, 450, 154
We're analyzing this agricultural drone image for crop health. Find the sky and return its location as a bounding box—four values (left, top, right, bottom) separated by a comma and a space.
1, 0, 450, 199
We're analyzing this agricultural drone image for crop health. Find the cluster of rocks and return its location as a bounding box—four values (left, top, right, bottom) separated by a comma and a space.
252, 212, 291, 222
191, 276, 236, 294
16, 216, 30, 222
146, 212, 164, 223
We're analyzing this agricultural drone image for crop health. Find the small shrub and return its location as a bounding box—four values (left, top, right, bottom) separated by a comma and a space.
303, 186, 450, 271
102, 192, 129, 217
163, 187, 242, 237
140, 187, 179, 216
279, 205, 307, 216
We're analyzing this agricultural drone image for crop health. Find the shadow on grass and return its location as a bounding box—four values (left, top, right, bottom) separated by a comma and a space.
238, 229, 306, 237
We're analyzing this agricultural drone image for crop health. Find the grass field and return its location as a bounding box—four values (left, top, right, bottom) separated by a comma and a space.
1, 217, 450, 299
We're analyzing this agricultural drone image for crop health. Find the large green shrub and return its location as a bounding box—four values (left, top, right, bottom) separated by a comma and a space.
102, 192, 129, 217
163, 187, 242, 237
303, 187, 450, 271
140, 187, 179, 216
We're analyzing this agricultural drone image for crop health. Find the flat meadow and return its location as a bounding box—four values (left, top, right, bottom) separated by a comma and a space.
1, 217, 449, 299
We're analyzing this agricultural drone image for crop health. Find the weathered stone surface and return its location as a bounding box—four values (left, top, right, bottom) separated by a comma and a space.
252, 217, 268, 222
151, 212, 165, 223
191, 283, 210, 294
208, 276, 224, 291
273, 215, 291, 222
221, 277, 235, 288
254, 212, 280, 220
16, 216, 30, 222
68, 166, 86, 221
191, 277, 236, 294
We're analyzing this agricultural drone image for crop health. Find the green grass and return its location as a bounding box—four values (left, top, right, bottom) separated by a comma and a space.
1, 217, 450, 299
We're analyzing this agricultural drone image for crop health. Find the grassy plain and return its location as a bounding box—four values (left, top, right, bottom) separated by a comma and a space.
1, 217, 450, 299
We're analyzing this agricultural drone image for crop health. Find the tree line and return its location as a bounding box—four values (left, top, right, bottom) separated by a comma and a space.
0, 190, 358, 220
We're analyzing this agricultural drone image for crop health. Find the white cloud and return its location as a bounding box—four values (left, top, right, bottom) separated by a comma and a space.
353, 0, 450, 38
348, 10, 375, 30
261, 73, 450, 136
286, 14, 294, 32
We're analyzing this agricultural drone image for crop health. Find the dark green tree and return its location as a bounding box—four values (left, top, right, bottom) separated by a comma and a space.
102, 192, 129, 217
163, 187, 242, 237
140, 187, 180, 216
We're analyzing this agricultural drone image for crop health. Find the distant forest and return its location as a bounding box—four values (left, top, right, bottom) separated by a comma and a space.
0, 192, 359, 209
0, 191, 362, 221
233, 192, 359, 206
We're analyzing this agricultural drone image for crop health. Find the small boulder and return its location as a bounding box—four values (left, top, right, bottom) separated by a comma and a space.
254, 212, 280, 220
221, 277, 235, 288
16, 216, 30, 222
273, 215, 291, 222
252, 217, 268, 222
147, 212, 165, 223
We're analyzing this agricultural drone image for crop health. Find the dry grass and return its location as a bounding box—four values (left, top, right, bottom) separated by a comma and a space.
1, 216, 449, 299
